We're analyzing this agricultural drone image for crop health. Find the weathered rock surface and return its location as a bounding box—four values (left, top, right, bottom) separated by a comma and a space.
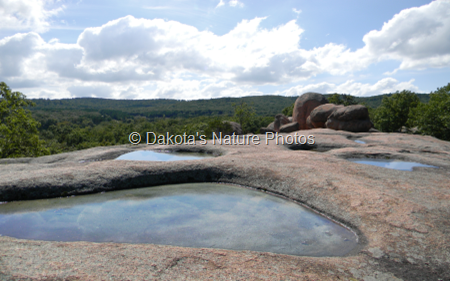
273, 114, 290, 132
259, 127, 275, 133
325, 118, 373, 132
306, 115, 313, 128
326, 104, 373, 132
261, 114, 291, 133
1, 130, 450, 280
328, 104, 369, 121
292, 92, 328, 130
279, 122, 299, 133
309, 103, 344, 128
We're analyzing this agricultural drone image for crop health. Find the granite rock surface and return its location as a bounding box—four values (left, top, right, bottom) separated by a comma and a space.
1, 129, 449, 280
292, 92, 328, 130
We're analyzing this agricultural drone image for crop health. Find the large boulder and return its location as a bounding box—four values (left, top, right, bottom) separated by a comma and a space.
306, 116, 313, 129
328, 104, 370, 121
325, 105, 372, 132
292, 92, 328, 130
325, 119, 373, 132
273, 114, 291, 132
279, 122, 299, 133
309, 104, 344, 128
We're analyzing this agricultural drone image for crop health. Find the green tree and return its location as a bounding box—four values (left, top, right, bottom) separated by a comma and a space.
204, 118, 232, 137
282, 103, 294, 116
373, 90, 420, 132
342, 94, 357, 106
328, 93, 357, 106
0, 82, 49, 158
328, 93, 342, 105
409, 83, 450, 141
232, 101, 256, 133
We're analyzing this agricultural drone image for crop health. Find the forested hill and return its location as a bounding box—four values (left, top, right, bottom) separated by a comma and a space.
29, 93, 430, 121
354, 93, 430, 108
30, 96, 298, 120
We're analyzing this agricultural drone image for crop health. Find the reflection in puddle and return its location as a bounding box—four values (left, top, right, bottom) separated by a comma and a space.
354, 140, 366, 144
0, 183, 357, 257
348, 159, 438, 171
115, 150, 212, 161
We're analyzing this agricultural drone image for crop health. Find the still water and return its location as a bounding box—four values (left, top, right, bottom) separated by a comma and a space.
348, 159, 438, 171
115, 150, 212, 161
0, 183, 358, 256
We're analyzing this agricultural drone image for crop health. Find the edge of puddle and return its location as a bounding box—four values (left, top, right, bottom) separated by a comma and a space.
213, 181, 367, 257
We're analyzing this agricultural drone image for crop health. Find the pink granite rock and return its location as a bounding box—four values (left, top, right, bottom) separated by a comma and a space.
292, 92, 328, 130
309, 103, 344, 128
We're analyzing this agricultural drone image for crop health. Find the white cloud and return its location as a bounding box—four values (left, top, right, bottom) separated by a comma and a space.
0, 15, 377, 92
0, 32, 45, 77
216, 0, 225, 8
362, 0, 450, 70
280, 78, 420, 97
229, 0, 244, 8
335, 78, 419, 96
293, 8, 301, 15
150, 79, 262, 100
3, 2, 446, 100
0, 0, 65, 33
216, 0, 243, 8
10, 16, 309, 85
67, 84, 114, 98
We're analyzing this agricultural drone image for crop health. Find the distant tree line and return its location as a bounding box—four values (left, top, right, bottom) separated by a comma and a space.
1, 81, 449, 158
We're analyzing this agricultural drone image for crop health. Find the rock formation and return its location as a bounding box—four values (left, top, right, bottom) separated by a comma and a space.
309, 103, 344, 128
262, 93, 373, 133
325, 104, 373, 132
260, 114, 291, 133
273, 114, 290, 132
292, 92, 328, 130
279, 122, 299, 133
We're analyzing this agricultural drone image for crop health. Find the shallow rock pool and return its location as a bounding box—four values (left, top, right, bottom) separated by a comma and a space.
348, 159, 438, 171
115, 150, 212, 161
0, 183, 358, 256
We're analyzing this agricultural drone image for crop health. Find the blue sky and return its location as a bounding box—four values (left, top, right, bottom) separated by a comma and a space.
1, 0, 449, 100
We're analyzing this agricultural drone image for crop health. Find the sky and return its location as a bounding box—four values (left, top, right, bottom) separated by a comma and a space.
0, 0, 449, 100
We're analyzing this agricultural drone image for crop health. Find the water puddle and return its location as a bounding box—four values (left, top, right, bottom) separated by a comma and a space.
0, 183, 358, 257
115, 150, 212, 161
348, 159, 438, 171
354, 140, 366, 144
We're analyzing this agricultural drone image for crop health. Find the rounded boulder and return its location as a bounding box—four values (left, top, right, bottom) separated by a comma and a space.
328, 104, 369, 121
309, 103, 344, 128
292, 92, 328, 130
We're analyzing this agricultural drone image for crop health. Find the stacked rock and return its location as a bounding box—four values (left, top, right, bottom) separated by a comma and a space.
260, 114, 297, 133
325, 105, 373, 132
273, 114, 291, 132
292, 92, 328, 130
261, 92, 373, 134
308, 104, 344, 128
